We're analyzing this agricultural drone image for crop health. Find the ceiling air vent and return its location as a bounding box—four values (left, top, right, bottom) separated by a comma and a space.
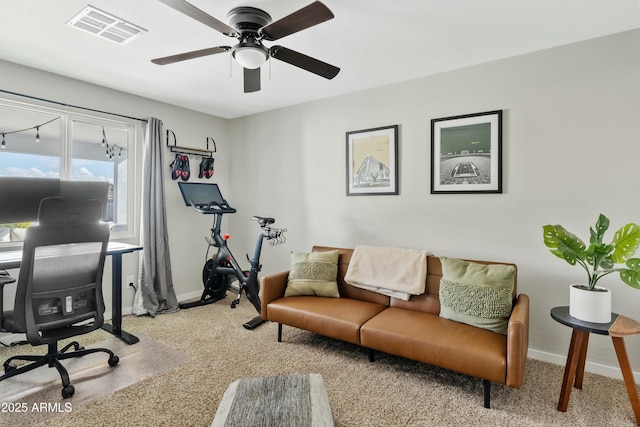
67, 5, 146, 45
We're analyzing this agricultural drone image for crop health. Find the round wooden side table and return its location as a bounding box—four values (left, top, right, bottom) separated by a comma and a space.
551, 306, 640, 425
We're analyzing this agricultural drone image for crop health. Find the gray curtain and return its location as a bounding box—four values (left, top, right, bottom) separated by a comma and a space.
140, 117, 178, 315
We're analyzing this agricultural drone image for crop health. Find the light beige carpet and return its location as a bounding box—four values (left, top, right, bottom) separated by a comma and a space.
0, 332, 190, 426
2, 295, 639, 426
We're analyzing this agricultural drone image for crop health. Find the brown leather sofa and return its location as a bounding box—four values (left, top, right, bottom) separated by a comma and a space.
260, 246, 530, 408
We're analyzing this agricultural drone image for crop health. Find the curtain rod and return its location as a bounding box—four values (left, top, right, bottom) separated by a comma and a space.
0, 89, 148, 123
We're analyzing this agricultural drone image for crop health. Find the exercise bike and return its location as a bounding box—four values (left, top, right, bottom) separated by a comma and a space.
177, 182, 286, 329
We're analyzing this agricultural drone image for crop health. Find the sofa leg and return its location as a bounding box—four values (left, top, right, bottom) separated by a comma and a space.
483, 379, 491, 408
369, 349, 375, 362
277, 323, 282, 342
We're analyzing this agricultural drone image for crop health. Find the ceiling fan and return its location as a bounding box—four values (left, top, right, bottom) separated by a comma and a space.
151, 0, 340, 93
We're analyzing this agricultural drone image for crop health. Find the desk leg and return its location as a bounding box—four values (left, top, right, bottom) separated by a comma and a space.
100, 253, 139, 345
558, 329, 589, 412
611, 337, 640, 425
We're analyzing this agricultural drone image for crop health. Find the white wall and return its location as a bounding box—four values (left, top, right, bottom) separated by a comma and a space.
228, 29, 640, 379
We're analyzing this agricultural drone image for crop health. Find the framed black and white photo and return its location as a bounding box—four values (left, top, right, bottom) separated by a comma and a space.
431, 110, 502, 194
346, 125, 399, 196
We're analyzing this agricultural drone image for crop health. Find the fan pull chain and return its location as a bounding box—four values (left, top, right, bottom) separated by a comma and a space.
229, 54, 233, 78
268, 56, 272, 80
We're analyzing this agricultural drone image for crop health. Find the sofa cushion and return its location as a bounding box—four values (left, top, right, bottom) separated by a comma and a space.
439, 257, 515, 335
285, 250, 340, 298
268, 296, 387, 345
360, 307, 508, 384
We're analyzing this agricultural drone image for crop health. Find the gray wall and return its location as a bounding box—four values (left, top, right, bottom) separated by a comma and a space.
228, 29, 640, 378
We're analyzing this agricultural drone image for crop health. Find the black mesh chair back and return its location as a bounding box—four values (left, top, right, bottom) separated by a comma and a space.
0, 197, 119, 398
10, 197, 108, 341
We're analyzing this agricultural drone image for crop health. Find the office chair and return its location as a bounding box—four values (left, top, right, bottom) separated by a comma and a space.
0, 197, 119, 398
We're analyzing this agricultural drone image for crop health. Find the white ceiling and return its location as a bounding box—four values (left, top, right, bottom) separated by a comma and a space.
0, 0, 639, 119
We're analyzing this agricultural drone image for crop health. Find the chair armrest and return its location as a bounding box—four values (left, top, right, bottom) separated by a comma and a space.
0, 275, 17, 330
506, 294, 530, 388
260, 270, 289, 320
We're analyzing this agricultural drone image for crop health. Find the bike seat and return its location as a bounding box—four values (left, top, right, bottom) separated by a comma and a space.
251, 216, 275, 227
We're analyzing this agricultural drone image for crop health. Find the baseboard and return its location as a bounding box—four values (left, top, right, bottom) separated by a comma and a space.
112, 289, 202, 318
106, 288, 204, 318
527, 348, 640, 383
178, 290, 204, 302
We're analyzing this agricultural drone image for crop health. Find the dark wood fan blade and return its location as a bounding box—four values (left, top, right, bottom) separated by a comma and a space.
260, 1, 334, 41
151, 46, 230, 65
158, 0, 239, 37
270, 46, 339, 79
244, 67, 261, 93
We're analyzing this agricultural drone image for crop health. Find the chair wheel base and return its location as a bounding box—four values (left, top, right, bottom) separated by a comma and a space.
108, 355, 119, 367
62, 385, 75, 398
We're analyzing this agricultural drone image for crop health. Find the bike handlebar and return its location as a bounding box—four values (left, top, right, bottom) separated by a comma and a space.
190, 200, 286, 245
191, 199, 237, 215
264, 226, 287, 246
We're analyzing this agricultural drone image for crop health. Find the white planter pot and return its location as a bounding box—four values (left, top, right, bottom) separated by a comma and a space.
569, 284, 612, 323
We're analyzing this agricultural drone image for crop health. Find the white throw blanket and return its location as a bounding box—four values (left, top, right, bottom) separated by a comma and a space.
344, 245, 428, 301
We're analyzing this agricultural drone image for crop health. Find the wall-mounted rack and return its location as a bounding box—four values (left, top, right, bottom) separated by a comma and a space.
166, 129, 216, 157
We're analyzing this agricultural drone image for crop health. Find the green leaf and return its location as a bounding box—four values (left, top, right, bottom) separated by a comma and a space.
543, 225, 586, 265
611, 223, 640, 264
620, 258, 640, 289
590, 214, 609, 244
599, 256, 614, 270
586, 242, 614, 270
586, 242, 613, 258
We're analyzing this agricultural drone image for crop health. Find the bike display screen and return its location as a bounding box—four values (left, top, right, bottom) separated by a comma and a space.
178, 182, 225, 208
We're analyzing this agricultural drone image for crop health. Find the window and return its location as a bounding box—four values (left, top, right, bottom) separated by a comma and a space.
71, 120, 131, 232
0, 99, 138, 242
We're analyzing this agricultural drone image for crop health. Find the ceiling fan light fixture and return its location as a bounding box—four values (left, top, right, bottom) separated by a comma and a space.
232, 46, 268, 69
152, 0, 339, 93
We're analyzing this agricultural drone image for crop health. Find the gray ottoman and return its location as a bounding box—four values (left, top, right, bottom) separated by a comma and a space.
212, 373, 334, 427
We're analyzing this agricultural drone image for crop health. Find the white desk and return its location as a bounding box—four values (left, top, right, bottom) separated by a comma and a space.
0, 242, 142, 345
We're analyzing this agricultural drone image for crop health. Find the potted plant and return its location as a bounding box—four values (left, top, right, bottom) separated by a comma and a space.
543, 214, 640, 323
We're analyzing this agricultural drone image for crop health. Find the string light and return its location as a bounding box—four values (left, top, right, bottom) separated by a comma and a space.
0, 118, 126, 159
100, 126, 127, 159
0, 116, 60, 147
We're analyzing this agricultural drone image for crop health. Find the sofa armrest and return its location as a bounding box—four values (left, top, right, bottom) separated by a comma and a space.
260, 271, 289, 320
505, 294, 530, 388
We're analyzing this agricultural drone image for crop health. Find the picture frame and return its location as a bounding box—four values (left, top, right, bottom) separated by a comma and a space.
346, 125, 399, 196
431, 110, 502, 194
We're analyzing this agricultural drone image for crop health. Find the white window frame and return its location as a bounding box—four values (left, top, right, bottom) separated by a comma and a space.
0, 97, 140, 242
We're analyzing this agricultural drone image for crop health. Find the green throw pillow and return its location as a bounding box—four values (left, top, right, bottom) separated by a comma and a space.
439, 257, 515, 335
285, 250, 340, 298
